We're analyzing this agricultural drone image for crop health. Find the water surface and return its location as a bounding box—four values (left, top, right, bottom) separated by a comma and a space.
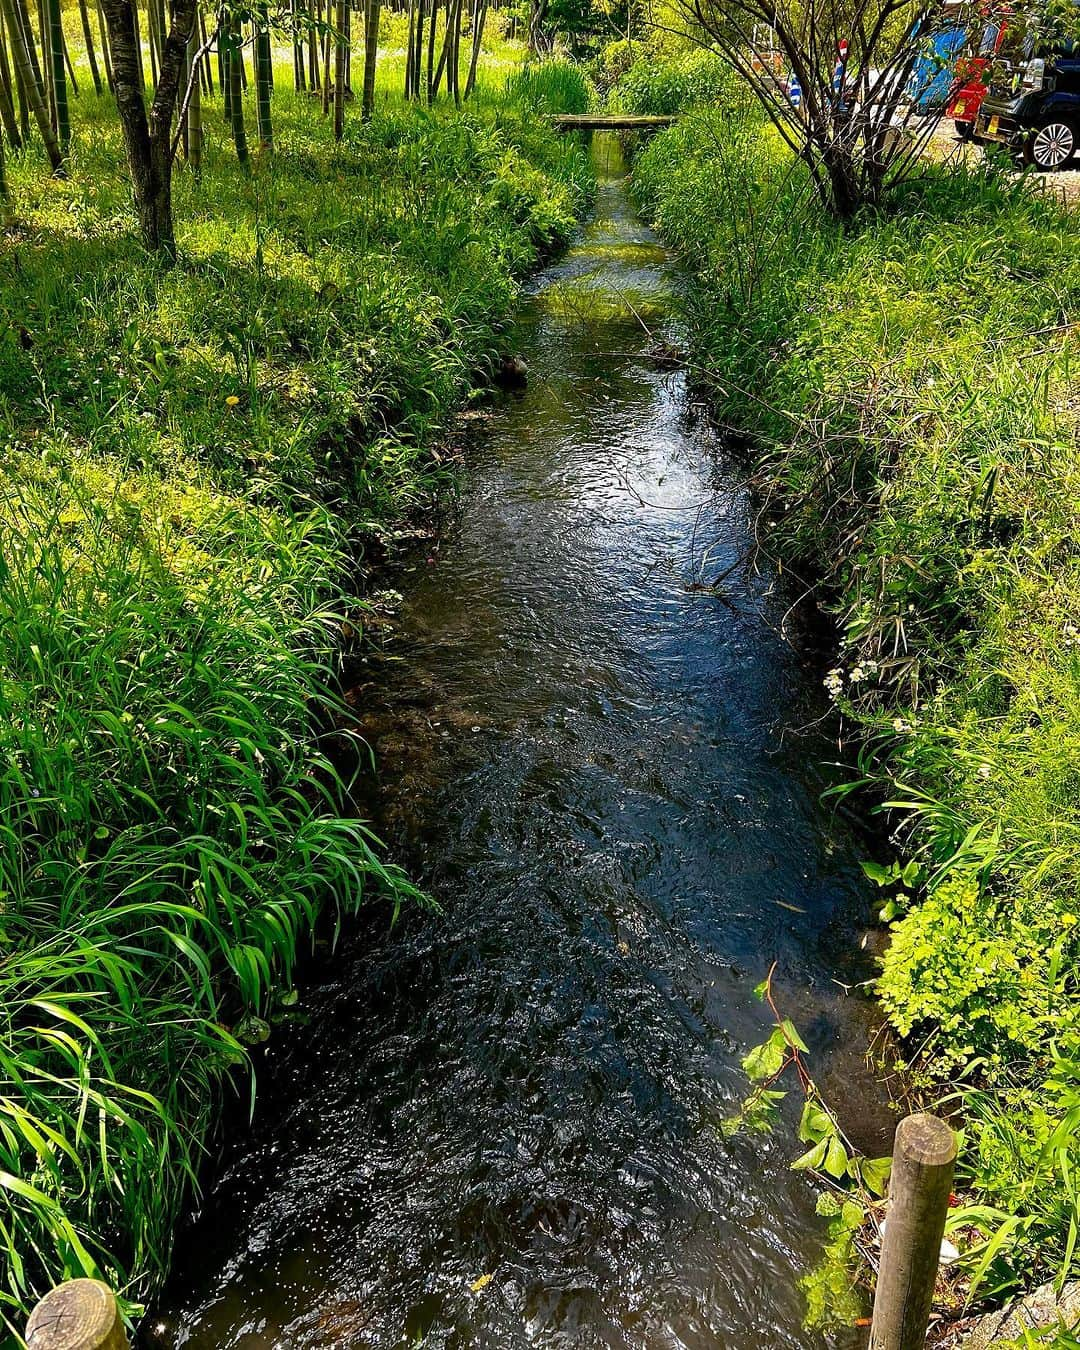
157, 133, 885, 1350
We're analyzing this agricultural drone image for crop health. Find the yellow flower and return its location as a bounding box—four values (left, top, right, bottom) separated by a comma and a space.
1062, 914, 1078, 928
225, 395, 240, 407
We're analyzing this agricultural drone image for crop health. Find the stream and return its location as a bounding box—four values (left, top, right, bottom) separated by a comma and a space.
155, 132, 888, 1349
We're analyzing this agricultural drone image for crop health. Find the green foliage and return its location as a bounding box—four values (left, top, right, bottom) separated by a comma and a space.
0, 76, 591, 1325
879, 872, 1065, 1071
633, 111, 1080, 1294
610, 49, 741, 115
800, 1192, 867, 1332
724, 992, 888, 1332
505, 59, 593, 114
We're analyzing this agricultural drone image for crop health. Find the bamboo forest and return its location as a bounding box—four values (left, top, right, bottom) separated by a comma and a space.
0, 0, 1077, 1340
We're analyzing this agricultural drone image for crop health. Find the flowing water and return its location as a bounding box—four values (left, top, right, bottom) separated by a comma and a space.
156, 134, 888, 1350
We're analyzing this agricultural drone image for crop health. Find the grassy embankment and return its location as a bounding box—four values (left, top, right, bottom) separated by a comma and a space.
0, 37, 591, 1329
633, 108, 1080, 1298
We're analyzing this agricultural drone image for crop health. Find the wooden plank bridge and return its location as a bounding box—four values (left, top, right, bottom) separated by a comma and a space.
550, 114, 677, 131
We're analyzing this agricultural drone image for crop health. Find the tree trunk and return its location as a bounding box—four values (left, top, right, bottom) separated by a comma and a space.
320, 0, 330, 112
403, 0, 412, 96
360, 0, 377, 119
0, 0, 59, 165
254, 1, 271, 146
449, 0, 460, 104
227, 8, 248, 163
431, 0, 453, 100
411, 0, 424, 98
101, 0, 198, 251
332, 0, 345, 138
425, 0, 436, 101
77, 0, 103, 92
36, 0, 52, 126
8, 20, 30, 137
45, 0, 69, 147
291, 0, 304, 89
95, 0, 114, 89
527, 0, 547, 53
307, 0, 318, 87
184, 17, 199, 169
0, 20, 23, 146
463, 0, 484, 98
15, 0, 42, 89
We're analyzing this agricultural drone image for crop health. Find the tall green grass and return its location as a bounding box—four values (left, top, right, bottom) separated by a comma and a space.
505, 58, 593, 114
0, 59, 591, 1328
635, 111, 1080, 1297
608, 49, 742, 116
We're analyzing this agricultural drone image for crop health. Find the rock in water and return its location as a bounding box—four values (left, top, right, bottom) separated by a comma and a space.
497, 354, 528, 388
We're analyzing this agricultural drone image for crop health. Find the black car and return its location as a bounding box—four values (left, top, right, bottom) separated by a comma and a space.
975, 13, 1080, 170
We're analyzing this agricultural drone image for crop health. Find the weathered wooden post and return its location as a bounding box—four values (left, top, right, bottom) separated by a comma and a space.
25, 1279, 129, 1350
870, 1112, 958, 1350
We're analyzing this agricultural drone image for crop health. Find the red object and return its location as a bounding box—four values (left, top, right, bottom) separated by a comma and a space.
947, 54, 992, 125
946, 13, 1007, 129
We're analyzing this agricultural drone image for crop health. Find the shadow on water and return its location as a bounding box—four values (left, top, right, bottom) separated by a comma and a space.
154, 133, 889, 1349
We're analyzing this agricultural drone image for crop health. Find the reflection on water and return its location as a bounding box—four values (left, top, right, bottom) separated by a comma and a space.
155, 133, 886, 1350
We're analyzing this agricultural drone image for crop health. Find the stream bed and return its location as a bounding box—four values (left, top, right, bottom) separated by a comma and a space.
156, 133, 888, 1350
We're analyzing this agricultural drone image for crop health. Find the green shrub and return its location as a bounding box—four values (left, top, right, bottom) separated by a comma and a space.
612, 50, 741, 116
506, 58, 592, 114
878, 872, 1065, 1071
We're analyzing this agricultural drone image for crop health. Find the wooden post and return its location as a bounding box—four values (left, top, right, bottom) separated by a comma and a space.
25, 1279, 129, 1350
870, 1113, 957, 1350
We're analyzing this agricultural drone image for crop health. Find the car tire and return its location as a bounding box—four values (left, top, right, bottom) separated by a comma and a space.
955, 119, 975, 141
1024, 119, 1077, 171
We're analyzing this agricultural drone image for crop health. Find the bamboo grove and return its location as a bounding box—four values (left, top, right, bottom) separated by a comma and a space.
0, 0, 509, 250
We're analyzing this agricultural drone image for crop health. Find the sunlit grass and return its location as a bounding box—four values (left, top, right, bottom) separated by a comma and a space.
634, 109, 1080, 1294
0, 38, 592, 1329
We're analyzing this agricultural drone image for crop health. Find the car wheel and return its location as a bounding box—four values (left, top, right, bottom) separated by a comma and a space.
955, 119, 975, 141
1025, 119, 1077, 171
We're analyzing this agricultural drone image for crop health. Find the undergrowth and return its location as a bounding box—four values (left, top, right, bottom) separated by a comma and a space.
635, 108, 1080, 1306
0, 56, 590, 1329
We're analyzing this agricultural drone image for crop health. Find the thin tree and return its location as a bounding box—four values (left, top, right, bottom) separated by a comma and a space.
425, 0, 436, 99
44, 0, 69, 149
411, 0, 424, 97
321, 0, 331, 111
99, 0, 200, 250
463, 0, 486, 97
403, 0, 413, 94
77, 0, 103, 92
360, 0, 377, 118
226, 6, 249, 163
95, 0, 114, 89
0, 22, 23, 146
449, 0, 460, 102
184, 16, 200, 169
291, 0, 305, 88
332, 0, 346, 137
5, 11, 31, 138
528, 0, 550, 52
198, 5, 211, 89
254, 0, 271, 146
0, 0, 61, 167
666, 0, 981, 216
431, 0, 455, 97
